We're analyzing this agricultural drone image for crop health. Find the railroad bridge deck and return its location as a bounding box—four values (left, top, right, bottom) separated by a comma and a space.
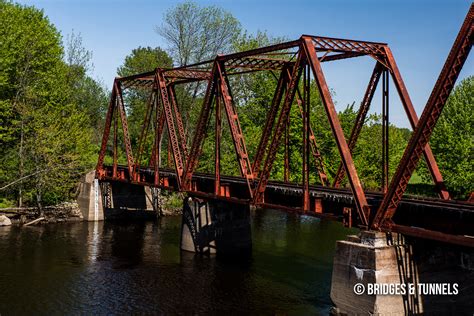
98, 165, 474, 247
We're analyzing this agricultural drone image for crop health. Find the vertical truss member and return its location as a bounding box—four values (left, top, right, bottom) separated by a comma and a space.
214, 75, 222, 196
381, 69, 389, 193
302, 64, 311, 211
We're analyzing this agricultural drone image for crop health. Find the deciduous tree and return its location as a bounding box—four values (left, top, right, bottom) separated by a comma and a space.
423, 76, 473, 198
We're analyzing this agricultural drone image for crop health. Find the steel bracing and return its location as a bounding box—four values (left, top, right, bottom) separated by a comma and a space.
96, 6, 473, 247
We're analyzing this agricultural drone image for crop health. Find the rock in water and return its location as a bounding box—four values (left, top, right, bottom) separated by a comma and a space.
0, 215, 12, 226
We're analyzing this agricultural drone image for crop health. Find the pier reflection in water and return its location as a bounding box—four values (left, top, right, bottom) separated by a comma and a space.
0, 209, 357, 314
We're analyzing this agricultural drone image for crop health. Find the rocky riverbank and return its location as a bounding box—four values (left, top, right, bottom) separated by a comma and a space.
0, 193, 184, 226
0, 202, 84, 225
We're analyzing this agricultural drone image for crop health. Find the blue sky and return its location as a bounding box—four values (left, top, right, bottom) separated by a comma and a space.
17, 0, 473, 127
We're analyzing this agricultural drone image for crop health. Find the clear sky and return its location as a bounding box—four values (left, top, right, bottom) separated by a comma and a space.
16, 0, 473, 127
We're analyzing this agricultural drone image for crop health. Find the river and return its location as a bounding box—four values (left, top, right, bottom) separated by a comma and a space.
0, 209, 357, 315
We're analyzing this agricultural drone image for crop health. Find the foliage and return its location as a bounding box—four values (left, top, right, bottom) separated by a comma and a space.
1, 0, 471, 211
421, 76, 473, 198
162, 192, 185, 212
351, 113, 411, 189
0, 1, 107, 209
116, 46, 173, 158
156, 1, 241, 66
117, 46, 172, 77
152, 2, 243, 170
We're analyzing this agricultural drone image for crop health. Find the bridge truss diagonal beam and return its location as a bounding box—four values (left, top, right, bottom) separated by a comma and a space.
372, 4, 473, 229
149, 108, 166, 170
303, 36, 370, 226
253, 48, 304, 205
156, 70, 186, 189
183, 64, 217, 191
251, 66, 289, 178
115, 82, 135, 177
134, 91, 156, 178
383, 46, 450, 200
96, 83, 117, 176
168, 84, 189, 159
216, 61, 255, 197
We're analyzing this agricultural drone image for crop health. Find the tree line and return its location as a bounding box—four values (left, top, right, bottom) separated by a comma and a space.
0, 1, 107, 209
0, 1, 471, 210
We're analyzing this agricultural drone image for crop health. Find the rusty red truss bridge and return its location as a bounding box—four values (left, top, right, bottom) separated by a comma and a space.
96, 5, 474, 247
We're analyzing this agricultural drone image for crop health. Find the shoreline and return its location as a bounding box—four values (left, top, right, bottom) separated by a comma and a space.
0, 200, 182, 226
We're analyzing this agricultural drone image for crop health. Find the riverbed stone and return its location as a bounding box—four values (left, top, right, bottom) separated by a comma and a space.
0, 215, 12, 226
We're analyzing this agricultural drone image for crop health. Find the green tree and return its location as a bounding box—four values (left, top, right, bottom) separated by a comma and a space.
0, 1, 64, 208
0, 2, 107, 210
64, 31, 108, 145
117, 46, 172, 77
156, 1, 242, 156
349, 113, 411, 190
116, 46, 173, 164
423, 76, 473, 198
156, 1, 241, 66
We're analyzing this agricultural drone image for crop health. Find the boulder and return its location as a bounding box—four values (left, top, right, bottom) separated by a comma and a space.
0, 215, 12, 226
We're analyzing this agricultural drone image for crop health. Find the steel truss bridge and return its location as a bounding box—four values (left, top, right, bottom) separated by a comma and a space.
96, 5, 474, 247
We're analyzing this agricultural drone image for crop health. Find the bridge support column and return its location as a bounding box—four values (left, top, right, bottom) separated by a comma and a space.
181, 197, 252, 255
330, 231, 415, 315
77, 171, 104, 221
331, 231, 474, 315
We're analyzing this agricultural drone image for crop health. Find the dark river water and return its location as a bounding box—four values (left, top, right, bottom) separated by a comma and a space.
0, 209, 357, 315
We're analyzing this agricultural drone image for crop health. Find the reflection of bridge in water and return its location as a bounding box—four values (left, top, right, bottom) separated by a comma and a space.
79, 6, 474, 315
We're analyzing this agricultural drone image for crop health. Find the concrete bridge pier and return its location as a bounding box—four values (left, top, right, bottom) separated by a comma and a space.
330, 231, 474, 315
180, 197, 252, 255
77, 171, 104, 221
77, 171, 161, 221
